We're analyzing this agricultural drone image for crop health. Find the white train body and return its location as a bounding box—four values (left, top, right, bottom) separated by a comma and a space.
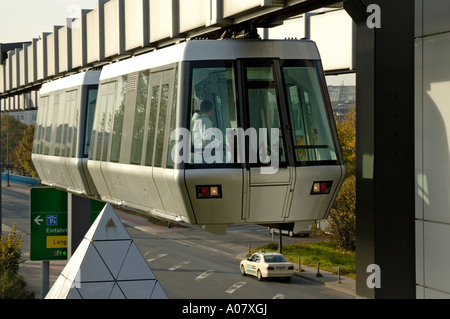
32, 40, 345, 233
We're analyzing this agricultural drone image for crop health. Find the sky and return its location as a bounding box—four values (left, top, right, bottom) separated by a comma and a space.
0, 0, 98, 43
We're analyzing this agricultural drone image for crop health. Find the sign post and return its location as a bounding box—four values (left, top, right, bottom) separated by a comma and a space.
30, 187, 67, 298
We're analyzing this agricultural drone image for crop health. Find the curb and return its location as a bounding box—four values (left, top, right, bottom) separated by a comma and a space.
293, 270, 356, 296
237, 252, 356, 297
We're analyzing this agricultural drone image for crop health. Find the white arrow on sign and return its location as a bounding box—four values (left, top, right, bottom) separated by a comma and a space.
34, 215, 44, 226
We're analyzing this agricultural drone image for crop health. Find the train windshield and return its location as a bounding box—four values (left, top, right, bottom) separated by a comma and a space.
186, 59, 339, 167
188, 61, 238, 164
281, 60, 338, 164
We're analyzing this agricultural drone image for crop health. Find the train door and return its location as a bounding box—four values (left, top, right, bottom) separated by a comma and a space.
141, 67, 178, 216
241, 59, 295, 222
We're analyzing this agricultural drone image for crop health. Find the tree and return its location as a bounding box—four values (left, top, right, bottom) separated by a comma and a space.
1, 114, 27, 173
328, 176, 356, 251
0, 223, 24, 274
336, 105, 356, 176
327, 105, 357, 251
0, 224, 34, 299
15, 125, 38, 178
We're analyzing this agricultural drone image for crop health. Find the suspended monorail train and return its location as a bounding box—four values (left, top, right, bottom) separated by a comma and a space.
32, 39, 345, 234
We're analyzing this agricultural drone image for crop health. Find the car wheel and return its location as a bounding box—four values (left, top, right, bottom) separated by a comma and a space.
240, 265, 246, 276
257, 270, 264, 281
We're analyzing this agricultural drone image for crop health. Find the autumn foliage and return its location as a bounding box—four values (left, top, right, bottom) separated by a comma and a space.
328, 105, 356, 251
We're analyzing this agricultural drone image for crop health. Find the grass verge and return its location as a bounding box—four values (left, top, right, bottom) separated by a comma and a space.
255, 241, 356, 279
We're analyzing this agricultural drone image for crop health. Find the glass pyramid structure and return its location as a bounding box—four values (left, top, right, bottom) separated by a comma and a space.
45, 204, 167, 299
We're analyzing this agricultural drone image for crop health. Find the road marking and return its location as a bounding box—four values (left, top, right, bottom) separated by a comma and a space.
195, 270, 214, 281
168, 261, 190, 271
146, 253, 168, 262
225, 281, 246, 294
173, 240, 191, 247
273, 294, 285, 299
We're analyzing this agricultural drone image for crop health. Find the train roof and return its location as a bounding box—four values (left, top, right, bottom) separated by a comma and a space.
99, 39, 321, 81
40, 71, 101, 96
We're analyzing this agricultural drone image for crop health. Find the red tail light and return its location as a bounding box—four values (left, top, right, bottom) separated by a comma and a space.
196, 185, 222, 198
310, 181, 333, 195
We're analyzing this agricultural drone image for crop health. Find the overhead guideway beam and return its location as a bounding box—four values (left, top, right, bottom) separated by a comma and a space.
0, 0, 342, 111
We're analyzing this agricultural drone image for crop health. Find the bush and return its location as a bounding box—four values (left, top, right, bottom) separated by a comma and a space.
0, 270, 35, 299
327, 176, 356, 251
0, 224, 34, 299
0, 224, 25, 274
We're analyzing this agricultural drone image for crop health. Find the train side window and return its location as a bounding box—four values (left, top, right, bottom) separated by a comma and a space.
130, 71, 150, 165
83, 87, 98, 157
102, 82, 117, 161
91, 84, 108, 160
61, 92, 71, 157
65, 92, 75, 157
110, 76, 128, 163
53, 92, 64, 156
39, 98, 48, 154
154, 83, 169, 167
145, 84, 160, 166
188, 61, 238, 164
64, 90, 77, 157
166, 68, 178, 168
43, 94, 55, 155
34, 96, 48, 154
282, 61, 337, 163
69, 90, 79, 158
90, 81, 116, 161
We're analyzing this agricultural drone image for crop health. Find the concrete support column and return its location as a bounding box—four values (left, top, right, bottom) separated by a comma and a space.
67, 193, 92, 259
344, 0, 416, 298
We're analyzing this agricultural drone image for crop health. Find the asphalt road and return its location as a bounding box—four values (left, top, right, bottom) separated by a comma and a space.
1, 182, 353, 300
1, 183, 31, 233
124, 220, 351, 299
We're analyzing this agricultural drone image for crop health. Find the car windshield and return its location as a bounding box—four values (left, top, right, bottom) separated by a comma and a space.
263, 254, 288, 263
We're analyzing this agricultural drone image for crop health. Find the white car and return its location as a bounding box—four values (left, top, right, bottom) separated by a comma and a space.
240, 252, 295, 281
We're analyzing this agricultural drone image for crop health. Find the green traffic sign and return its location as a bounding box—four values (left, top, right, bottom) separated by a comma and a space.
30, 188, 68, 261
30, 187, 105, 261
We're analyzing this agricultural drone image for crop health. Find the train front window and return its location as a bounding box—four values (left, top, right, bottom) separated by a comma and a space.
282, 61, 338, 164
188, 61, 238, 164
245, 62, 286, 166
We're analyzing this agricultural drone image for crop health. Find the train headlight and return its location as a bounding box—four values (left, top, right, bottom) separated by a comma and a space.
196, 185, 222, 199
311, 181, 333, 195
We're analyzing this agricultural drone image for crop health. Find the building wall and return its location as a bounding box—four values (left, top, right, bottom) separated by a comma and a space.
10, 110, 37, 125
415, 0, 450, 298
